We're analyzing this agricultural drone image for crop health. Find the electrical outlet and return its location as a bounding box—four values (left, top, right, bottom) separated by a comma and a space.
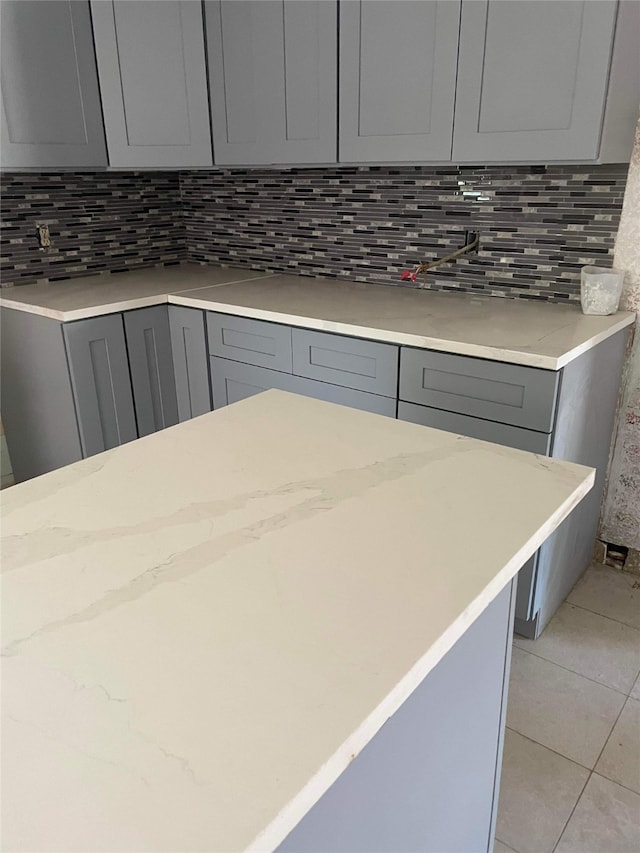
36, 224, 52, 250
464, 231, 479, 252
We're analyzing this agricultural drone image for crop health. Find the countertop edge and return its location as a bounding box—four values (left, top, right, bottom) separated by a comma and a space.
247, 464, 595, 852
0, 274, 276, 322
1, 278, 635, 368
169, 293, 636, 370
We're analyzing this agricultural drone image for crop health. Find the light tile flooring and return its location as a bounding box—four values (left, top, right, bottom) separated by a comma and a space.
496, 563, 640, 853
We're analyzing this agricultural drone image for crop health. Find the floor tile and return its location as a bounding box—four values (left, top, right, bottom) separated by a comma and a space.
506, 647, 625, 768
514, 603, 640, 693
496, 729, 589, 853
595, 697, 640, 794
555, 773, 640, 853
631, 673, 640, 701
568, 564, 640, 630
494, 840, 518, 853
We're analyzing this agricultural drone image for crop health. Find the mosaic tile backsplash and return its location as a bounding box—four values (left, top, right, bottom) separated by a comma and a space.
1, 164, 629, 301
0, 172, 185, 287
182, 164, 628, 302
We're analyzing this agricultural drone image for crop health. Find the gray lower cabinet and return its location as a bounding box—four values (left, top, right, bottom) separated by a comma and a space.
91, 0, 212, 168
123, 307, 179, 437
400, 347, 559, 433
169, 306, 212, 421
453, 0, 618, 162
63, 315, 138, 458
0, 308, 83, 482
339, 0, 460, 162
397, 402, 550, 455
207, 312, 293, 372
398, 331, 629, 639
211, 357, 396, 418
292, 328, 398, 397
278, 581, 515, 853
206, 0, 337, 165
0, 0, 107, 169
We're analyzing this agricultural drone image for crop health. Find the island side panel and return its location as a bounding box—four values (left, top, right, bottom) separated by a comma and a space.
0, 307, 83, 481
532, 327, 629, 636
277, 581, 515, 853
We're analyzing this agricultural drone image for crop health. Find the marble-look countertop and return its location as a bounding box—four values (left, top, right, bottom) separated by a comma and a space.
0, 263, 634, 368
172, 273, 635, 370
0, 264, 271, 321
1, 391, 593, 852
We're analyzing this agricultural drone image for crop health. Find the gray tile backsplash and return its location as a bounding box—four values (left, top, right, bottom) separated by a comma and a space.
0, 172, 185, 287
1, 164, 628, 302
181, 164, 628, 302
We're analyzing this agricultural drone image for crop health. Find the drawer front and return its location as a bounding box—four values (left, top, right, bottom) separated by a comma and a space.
206, 312, 292, 372
211, 357, 396, 418
292, 328, 398, 397
397, 402, 551, 455
399, 348, 559, 432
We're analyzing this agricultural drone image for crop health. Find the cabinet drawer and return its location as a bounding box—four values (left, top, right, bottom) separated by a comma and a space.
399, 348, 559, 432
207, 313, 292, 372
211, 357, 396, 418
292, 328, 398, 397
397, 402, 551, 455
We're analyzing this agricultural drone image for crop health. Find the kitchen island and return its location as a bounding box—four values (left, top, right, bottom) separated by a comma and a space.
1, 264, 632, 641
1, 391, 593, 852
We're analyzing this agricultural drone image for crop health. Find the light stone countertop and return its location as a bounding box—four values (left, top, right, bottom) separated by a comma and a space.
172, 273, 635, 370
0, 263, 271, 321
1, 391, 594, 852
0, 262, 634, 368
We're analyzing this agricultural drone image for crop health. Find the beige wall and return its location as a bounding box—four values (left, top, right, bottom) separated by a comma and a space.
601, 118, 640, 550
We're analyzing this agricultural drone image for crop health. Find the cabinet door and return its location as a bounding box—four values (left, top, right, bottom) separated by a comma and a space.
91, 0, 212, 168
453, 1, 618, 162
0, 0, 107, 169
339, 0, 460, 162
169, 306, 212, 421
206, 1, 337, 165
211, 357, 396, 417
64, 315, 137, 458
123, 307, 179, 437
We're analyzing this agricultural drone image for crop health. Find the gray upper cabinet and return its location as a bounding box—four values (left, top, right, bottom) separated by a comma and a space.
63, 315, 138, 458
0, 0, 107, 169
339, 0, 460, 162
124, 307, 179, 437
91, 0, 212, 168
206, 1, 337, 165
453, 1, 618, 162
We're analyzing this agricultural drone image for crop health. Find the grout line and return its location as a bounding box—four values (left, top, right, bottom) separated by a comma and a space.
511, 644, 636, 698
505, 728, 595, 774
551, 769, 592, 853
565, 598, 640, 633
589, 769, 640, 799
587, 693, 640, 798
494, 839, 519, 853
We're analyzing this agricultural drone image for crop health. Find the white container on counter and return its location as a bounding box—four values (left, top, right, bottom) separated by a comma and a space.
580, 266, 624, 315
